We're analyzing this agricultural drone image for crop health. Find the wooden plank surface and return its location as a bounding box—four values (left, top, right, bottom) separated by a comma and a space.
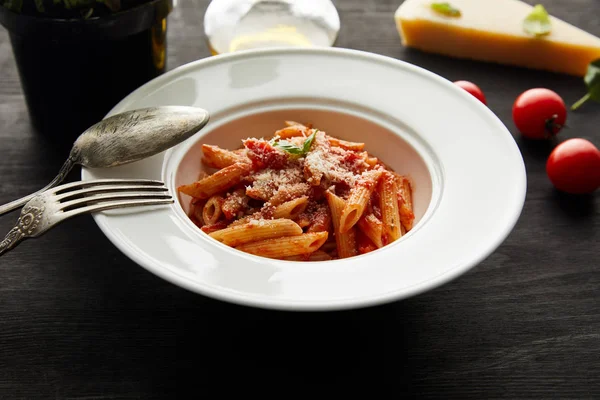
0, 0, 599, 397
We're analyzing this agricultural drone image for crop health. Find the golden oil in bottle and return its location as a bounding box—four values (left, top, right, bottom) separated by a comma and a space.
204, 0, 340, 55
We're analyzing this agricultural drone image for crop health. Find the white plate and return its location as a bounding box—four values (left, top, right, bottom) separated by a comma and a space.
81, 47, 526, 311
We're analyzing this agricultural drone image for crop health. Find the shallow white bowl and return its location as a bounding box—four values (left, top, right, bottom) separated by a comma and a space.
81, 47, 526, 311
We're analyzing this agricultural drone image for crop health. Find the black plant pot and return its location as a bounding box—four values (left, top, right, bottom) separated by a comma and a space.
0, 0, 173, 144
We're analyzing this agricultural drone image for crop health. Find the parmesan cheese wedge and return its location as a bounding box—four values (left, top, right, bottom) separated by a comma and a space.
394, 0, 600, 76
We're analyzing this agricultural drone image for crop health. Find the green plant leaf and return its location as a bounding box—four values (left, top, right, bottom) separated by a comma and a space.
430, 2, 461, 17
34, 0, 44, 12
302, 131, 316, 153
571, 59, 600, 110
523, 4, 552, 36
82, 6, 93, 17
272, 132, 317, 156
2, 0, 23, 12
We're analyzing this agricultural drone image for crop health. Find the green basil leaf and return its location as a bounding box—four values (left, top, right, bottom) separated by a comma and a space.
584, 59, 600, 101
430, 2, 461, 17
272, 131, 317, 156
523, 4, 552, 37
571, 58, 600, 110
273, 140, 304, 155
302, 132, 316, 154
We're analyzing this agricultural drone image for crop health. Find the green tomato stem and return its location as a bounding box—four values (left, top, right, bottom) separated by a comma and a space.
571, 92, 591, 111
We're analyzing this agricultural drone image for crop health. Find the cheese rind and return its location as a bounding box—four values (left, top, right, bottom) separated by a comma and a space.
395, 0, 600, 76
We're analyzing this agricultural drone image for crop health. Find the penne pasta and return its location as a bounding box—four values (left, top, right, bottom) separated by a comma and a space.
357, 213, 383, 248
221, 188, 249, 220
379, 172, 402, 243
339, 170, 383, 233
201, 144, 245, 168
235, 231, 329, 258
366, 156, 379, 167
326, 191, 357, 259
284, 120, 308, 128
274, 125, 310, 139
178, 162, 253, 199
209, 218, 302, 247
320, 238, 337, 254
306, 206, 331, 233
283, 250, 333, 262
180, 121, 415, 261
273, 196, 309, 220
327, 136, 365, 151
202, 195, 223, 225
357, 229, 378, 254
395, 175, 415, 232
189, 198, 206, 226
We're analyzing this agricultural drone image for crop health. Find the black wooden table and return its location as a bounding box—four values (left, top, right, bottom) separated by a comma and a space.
1, 0, 599, 398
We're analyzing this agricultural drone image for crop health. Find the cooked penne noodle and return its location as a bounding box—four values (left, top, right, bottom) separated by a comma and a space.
274, 125, 309, 139
221, 188, 249, 220
235, 231, 329, 258
201, 144, 245, 168
366, 156, 379, 167
273, 196, 309, 220
379, 173, 402, 243
178, 162, 253, 199
327, 136, 365, 151
306, 207, 331, 233
357, 229, 378, 254
326, 191, 357, 259
284, 120, 308, 128
189, 198, 206, 225
202, 195, 223, 225
357, 213, 383, 248
339, 170, 383, 233
282, 250, 333, 262
296, 216, 312, 228
180, 121, 414, 261
200, 221, 228, 234
209, 218, 303, 247
395, 175, 415, 231
320, 239, 337, 254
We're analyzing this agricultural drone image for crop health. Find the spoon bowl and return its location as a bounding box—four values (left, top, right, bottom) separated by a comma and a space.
0, 106, 210, 216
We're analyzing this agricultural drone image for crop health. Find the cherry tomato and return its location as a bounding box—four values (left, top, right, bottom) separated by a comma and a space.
546, 138, 600, 194
512, 88, 566, 139
453, 80, 487, 105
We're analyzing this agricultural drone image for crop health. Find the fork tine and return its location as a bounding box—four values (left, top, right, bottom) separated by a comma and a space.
55, 184, 168, 202
52, 179, 165, 194
62, 198, 174, 219
59, 192, 172, 211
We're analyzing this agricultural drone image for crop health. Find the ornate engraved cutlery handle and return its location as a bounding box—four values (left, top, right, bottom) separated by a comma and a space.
0, 226, 25, 256
0, 205, 44, 256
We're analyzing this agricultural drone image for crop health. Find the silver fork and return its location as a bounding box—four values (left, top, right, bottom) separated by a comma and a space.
0, 179, 173, 256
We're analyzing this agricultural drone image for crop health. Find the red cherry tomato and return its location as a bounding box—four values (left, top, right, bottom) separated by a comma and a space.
546, 138, 600, 194
453, 80, 487, 105
513, 88, 567, 139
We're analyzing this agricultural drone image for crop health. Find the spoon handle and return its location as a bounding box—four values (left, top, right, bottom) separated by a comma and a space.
0, 157, 76, 216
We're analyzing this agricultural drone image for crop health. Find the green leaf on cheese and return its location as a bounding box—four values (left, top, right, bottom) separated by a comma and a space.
523, 4, 552, 37
430, 2, 461, 17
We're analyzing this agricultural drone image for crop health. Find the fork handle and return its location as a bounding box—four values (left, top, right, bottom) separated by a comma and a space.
0, 156, 77, 217
0, 226, 25, 256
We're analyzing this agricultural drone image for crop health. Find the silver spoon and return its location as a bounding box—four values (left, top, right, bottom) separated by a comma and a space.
0, 105, 209, 216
